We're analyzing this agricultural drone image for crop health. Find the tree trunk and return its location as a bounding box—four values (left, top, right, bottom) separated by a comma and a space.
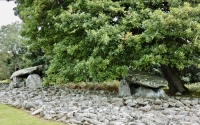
161, 65, 189, 95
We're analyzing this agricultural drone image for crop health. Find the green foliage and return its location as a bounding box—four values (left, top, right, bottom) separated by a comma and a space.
15, 0, 200, 84
0, 22, 23, 52
0, 52, 12, 80
0, 21, 46, 80
21, 48, 48, 68
0, 22, 26, 79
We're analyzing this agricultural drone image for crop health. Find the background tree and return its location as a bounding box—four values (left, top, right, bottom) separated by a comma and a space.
0, 52, 11, 80
15, 0, 200, 95
0, 22, 26, 78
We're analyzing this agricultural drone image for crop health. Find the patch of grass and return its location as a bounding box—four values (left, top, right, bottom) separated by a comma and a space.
186, 82, 200, 92
0, 79, 11, 84
65, 80, 119, 92
0, 104, 65, 125
163, 83, 200, 98
185, 82, 200, 98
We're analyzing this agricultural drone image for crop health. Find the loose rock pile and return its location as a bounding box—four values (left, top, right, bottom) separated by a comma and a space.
0, 86, 200, 125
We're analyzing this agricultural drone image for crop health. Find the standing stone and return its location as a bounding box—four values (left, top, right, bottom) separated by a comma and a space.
9, 76, 24, 89
26, 74, 42, 88
118, 79, 131, 97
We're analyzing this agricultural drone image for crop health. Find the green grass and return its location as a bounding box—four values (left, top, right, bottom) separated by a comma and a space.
185, 82, 200, 98
0, 79, 11, 84
186, 82, 200, 92
0, 104, 65, 125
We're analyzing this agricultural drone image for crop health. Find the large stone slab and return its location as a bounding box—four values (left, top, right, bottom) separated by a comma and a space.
10, 65, 45, 79
26, 74, 42, 88
125, 70, 168, 88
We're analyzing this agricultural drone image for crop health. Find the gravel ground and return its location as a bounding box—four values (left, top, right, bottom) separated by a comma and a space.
0, 84, 200, 125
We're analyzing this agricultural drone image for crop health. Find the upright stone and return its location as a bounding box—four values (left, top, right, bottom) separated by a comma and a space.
9, 76, 24, 89
118, 79, 131, 97
26, 74, 42, 88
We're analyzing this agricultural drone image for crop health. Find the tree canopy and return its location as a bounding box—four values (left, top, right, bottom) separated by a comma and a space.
15, 0, 200, 94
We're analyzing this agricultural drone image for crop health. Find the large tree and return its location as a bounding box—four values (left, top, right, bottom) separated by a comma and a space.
15, 0, 200, 95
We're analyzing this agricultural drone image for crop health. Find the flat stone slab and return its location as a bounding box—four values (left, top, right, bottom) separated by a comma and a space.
10, 65, 45, 79
125, 70, 168, 88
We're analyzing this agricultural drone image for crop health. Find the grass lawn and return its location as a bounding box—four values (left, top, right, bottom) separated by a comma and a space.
0, 104, 65, 125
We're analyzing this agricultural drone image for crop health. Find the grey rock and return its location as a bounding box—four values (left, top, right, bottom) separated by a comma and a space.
44, 114, 53, 120
179, 122, 193, 125
135, 86, 166, 98
196, 111, 200, 117
111, 98, 124, 106
26, 74, 42, 88
32, 108, 43, 115
0, 83, 9, 90
124, 98, 137, 107
125, 70, 168, 88
118, 79, 131, 97
9, 76, 24, 89
182, 100, 191, 106
10, 65, 45, 79
138, 104, 151, 112
12, 100, 21, 108
109, 121, 124, 125
154, 99, 162, 105
191, 99, 199, 105
175, 101, 184, 107
175, 92, 182, 96
191, 123, 200, 125
22, 101, 35, 110
98, 115, 106, 122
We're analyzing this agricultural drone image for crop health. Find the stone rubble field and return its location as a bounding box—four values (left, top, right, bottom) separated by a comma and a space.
0, 85, 200, 125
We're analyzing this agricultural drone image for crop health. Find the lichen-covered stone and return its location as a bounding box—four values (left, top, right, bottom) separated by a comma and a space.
125, 70, 168, 88
9, 76, 24, 89
10, 65, 45, 79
